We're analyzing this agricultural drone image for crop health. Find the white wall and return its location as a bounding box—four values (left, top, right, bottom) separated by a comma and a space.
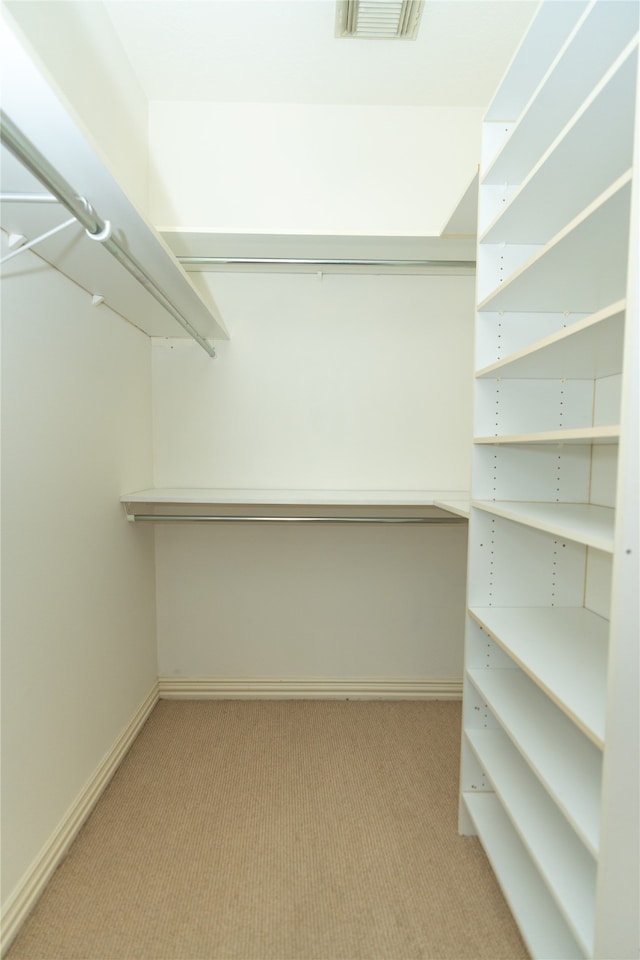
0, 242, 157, 911
153, 272, 473, 681
3, 0, 149, 214
155, 519, 468, 681
153, 273, 474, 489
149, 103, 482, 235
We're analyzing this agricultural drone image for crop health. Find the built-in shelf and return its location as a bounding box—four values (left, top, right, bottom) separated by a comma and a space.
478, 172, 632, 314
476, 302, 625, 381
472, 500, 615, 553
468, 607, 608, 747
121, 488, 469, 506
467, 668, 602, 856
462, 793, 584, 960
0, 23, 227, 345
474, 426, 620, 446
120, 489, 471, 522
483, 2, 639, 186
466, 728, 596, 955
160, 232, 477, 276
483, 2, 587, 125
433, 498, 471, 519
464, 3, 639, 954
481, 40, 638, 244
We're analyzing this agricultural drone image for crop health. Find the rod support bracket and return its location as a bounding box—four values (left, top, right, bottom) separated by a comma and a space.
86, 219, 112, 243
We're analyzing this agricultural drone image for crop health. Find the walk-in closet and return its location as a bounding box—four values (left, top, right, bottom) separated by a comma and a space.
1, 2, 638, 958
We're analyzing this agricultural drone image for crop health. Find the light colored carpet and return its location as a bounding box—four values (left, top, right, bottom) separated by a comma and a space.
7, 700, 528, 959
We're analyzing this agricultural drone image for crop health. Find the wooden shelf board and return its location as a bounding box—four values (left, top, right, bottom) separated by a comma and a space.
476, 301, 626, 380
481, 40, 638, 245
467, 668, 601, 855
467, 728, 596, 954
474, 426, 620, 446
484, 2, 588, 124
483, 2, 639, 186
478, 172, 632, 314
120, 488, 469, 508
469, 606, 608, 747
471, 500, 615, 553
462, 793, 584, 960
433, 498, 471, 519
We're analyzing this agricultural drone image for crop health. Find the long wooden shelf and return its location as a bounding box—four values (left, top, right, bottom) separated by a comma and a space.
482, 2, 639, 185
483, 3, 587, 125
468, 607, 608, 747
466, 728, 596, 955
467, 668, 602, 856
472, 500, 615, 553
462, 793, 584, 960
121, 488, 468, 506
120, 488, 471, 521
481, 40, 638, 244
474, 426, 620, 446
476, 301, 625, 380
478, 172, 632, 314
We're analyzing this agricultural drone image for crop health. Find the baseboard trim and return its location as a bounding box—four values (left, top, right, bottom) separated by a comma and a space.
1, 682, 159, 957
158, 677, 463, 700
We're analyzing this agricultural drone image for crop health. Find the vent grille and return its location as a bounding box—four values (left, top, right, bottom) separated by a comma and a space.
336, 1, 424, 40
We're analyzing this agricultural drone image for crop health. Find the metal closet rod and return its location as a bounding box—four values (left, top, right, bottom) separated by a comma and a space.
179, 256, 476, 270
130, 514, 467, 524
0, 111, 215, 358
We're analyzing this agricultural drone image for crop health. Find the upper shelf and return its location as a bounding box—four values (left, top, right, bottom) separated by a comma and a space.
484, 2, 588, 124
482, 1, 639, 184
0, 17, 228, 344
158, 169, 480, 276
481, 39, 638, 245
159, 232, 477, 276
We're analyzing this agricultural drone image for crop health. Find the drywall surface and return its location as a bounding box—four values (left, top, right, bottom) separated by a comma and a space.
155, 520, 468, 681
149, 102, 482, 235
3, 0, 149, 213
153, 272, 472, 680
152, 273, 475, 489
0, 243, 156, 909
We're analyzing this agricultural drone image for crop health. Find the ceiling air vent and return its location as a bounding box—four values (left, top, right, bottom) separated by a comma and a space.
336, 1, 424, 40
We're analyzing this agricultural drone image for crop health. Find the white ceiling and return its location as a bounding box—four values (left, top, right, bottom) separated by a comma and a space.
103, 0, 537, 107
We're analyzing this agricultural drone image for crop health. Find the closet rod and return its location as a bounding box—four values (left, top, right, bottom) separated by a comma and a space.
129, 515, 468, 524
0, 111, 216, 358
178, 256, 476, 270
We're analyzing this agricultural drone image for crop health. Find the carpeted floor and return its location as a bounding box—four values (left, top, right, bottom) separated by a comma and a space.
7, 700, 528, 959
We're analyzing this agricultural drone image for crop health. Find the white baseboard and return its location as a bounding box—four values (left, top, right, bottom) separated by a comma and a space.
158, 677, 463, 700
1, 683, 159, 957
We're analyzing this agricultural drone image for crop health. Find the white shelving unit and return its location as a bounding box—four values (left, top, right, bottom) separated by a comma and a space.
460, 3, 639, 958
